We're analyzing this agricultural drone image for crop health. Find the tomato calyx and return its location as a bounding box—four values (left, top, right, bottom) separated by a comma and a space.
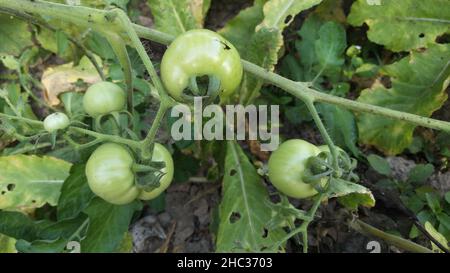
132, 161, 167, 192
304, 146, 359, 188
180, 75, 222, 105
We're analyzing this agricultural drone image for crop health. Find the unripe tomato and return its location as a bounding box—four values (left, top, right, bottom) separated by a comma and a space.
268, 139, 325, 199
160, 29, 243, 102
86, 143, 139, 205
139, 143, 174, 200
83, 81, 126, 117
43, 112, 70, 132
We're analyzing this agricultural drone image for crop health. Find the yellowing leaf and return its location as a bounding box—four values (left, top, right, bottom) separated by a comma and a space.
257, 0, 323, 31
0, 155, 72, 210
41, 56, 102, 106
189, 0, 211, 27
357, 44, 450, 155
348, 0, 450, 52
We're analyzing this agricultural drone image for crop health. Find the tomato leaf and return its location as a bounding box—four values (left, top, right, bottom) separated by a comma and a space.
219, 0, 268, 54
257, 0, 323, 30
216, 141, 285, 252
0, 155, 71, 210
357, 44, 450, 155
147, 0, 199, 36
239, 27, 281, 104
0, 234, 17, 253
318, 104, 360, 157
57, 164, 95, 221
0, 211, 87, 253
81, 198, 141, 253
220, 0, 324, 104
367, 154, 391, 176
407, 164, 435, 185
348, 0, 450, 52
0, 14, 33, 56
314, 21, 346, 81
329, 178, 375, 210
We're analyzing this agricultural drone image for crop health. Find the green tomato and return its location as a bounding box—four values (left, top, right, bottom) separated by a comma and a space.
83, 81, 126, 117
268, 139, 325, 199
160, 29, 243, 102
139, 143, 174, 201
43, 112, 70, 132
85, 143, 174, 205
86, 143, 139, 205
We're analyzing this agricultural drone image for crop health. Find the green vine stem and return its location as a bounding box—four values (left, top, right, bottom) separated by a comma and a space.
350, 219, 434, 253
141, 103, 170, 159
273, 192, 327, 253
0, 113, 141, 149
304, 99, 339, 173
138, 28, 450, 134
105, 33, 134, 111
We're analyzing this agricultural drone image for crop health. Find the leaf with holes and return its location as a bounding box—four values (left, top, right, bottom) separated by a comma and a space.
357, 44, 450, 155
216, 141, 286, 252
239, 27, 282, 104
329, 178, 375, 210
219, 0, 268, 54
257, 0, 323, 31
0, 155, 72, 210
348, 0, 450, 52
147, 0, 199, 36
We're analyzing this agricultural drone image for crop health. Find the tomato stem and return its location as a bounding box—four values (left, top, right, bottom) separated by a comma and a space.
141, 102, 170, 159
304, 99, 341, 174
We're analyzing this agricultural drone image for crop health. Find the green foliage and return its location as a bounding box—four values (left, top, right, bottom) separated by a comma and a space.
348, 0, 450, 52
81, 198, 141, 252
357, 44, 450, 155
0, 155, 71, 210
216, 141, 285, 252
0, 14, 33, 56
0, 0, 448, 254
147, 0, 200, 36
371, 160, 450, 242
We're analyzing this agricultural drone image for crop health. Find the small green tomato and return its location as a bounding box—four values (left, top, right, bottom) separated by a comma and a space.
43, 112, 70, 133
83, 81, 126, 118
